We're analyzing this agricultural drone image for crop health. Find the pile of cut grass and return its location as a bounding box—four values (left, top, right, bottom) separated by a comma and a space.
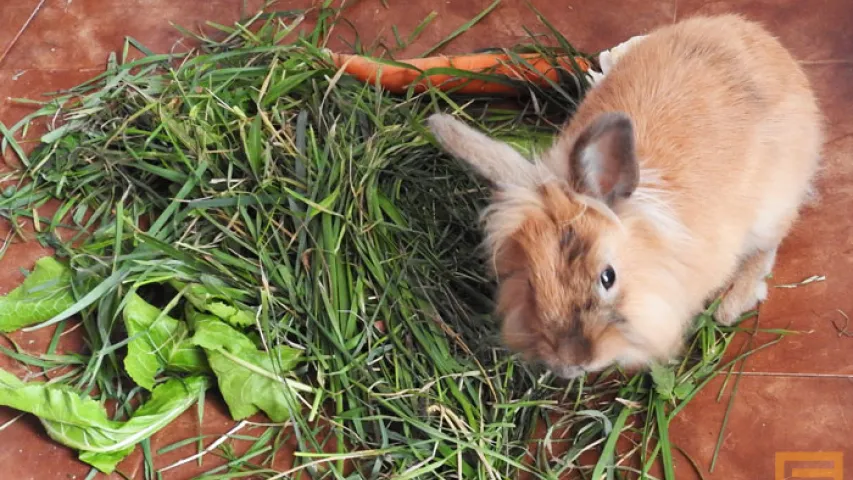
0, 3, 782, 479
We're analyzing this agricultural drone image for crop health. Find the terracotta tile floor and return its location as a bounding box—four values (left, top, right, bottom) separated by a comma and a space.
1, 1, 851, 479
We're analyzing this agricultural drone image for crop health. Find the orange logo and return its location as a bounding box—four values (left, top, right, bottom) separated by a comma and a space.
775, 451, 843, 480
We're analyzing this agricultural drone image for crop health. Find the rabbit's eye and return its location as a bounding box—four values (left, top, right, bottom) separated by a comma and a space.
600, 266, 616, 290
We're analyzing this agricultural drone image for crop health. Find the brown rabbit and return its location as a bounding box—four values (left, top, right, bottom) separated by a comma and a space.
427, 14, 823, 379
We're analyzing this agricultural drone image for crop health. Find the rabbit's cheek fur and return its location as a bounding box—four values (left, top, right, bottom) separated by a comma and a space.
578, 325, 646, 373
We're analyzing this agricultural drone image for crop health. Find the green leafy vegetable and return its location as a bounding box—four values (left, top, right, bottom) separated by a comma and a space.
0, 367, 207, 473
673, 381, 696, 400
0, 256, 75, 333
190, 313, 305, 422
650, 363, 676, 400
172, 280, 256, 327
79, 448, 136, 473
651, 363, 699, 402
123, 292, 208, 390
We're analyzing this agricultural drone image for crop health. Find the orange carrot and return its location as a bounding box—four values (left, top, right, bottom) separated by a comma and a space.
330, 52, 591, 95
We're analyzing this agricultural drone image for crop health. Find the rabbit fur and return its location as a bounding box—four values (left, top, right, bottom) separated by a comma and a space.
427, 14, 823, 379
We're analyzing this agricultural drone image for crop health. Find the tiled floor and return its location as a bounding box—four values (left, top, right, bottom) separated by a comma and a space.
1, 1, 851, 479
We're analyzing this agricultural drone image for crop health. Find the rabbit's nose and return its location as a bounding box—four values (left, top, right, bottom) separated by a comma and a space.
556, 331, 592, 365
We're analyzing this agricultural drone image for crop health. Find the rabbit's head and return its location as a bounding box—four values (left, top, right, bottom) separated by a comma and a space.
428, 112, 653, 378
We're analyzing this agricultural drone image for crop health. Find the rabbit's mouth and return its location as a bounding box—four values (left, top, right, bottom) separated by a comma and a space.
551, 364, 586, 380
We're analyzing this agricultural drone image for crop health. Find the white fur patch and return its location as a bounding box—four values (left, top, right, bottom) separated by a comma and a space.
623, 168, 692, 245
620, 292, 687, 358
754, 279, 769, 302
481, 161, 558, 256
587, 70, 606, 86
482, 184, 544, 250
577, 194, 623, 230
599, 35, 647, 74
579, 143, 604, 194
587, 34, 648, 87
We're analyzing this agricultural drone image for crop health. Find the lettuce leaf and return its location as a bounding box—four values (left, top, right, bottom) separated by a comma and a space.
0, 368, 207, 473
0, 256, 75, 333
122, 293, 209, 390
79, 447, 136, 473
171, 280, 256, 327
190, 313, 306, 421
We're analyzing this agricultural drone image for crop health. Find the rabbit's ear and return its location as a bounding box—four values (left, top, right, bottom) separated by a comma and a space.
427, 114, 540, 188
568, 112, 639, 205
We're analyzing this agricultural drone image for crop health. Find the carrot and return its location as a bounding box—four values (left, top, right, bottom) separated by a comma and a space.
329, 51, 591, 95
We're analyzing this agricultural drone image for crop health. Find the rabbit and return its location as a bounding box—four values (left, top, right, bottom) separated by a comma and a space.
427, 14, 823, 379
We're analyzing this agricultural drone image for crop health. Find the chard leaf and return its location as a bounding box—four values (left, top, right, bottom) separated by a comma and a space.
171, 280, 256, 327
123, 293, 208, 391
673, 380, 696, 400
0, 257, 75, 333
0, 368, 207, 473
79, 447, 136, 472
650, 363, 676, 400
201, 300, 255, 328
190, 313, 305, 421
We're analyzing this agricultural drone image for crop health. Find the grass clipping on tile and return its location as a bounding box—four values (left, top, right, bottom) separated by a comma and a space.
0, 6, 780, 480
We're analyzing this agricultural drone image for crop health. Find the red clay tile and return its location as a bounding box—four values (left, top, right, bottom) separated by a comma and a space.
0, 0, 288, 70
318, 0, 675, 58
513, 0, 676, 54
145, 400, 270, 479
675, 0, 853, 61
670, 375, 853, 479
0, 413, 96, 480
1, 68, 101, 169
0, 68, 99, 118
0, 1, 42, 66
